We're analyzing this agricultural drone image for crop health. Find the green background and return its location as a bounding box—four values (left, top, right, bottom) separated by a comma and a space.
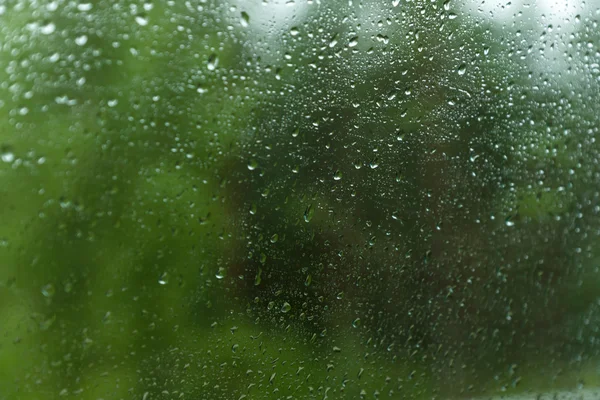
1, 0, 599, 398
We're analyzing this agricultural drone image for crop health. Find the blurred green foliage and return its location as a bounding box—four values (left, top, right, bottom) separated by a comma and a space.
1, 0, 599, 399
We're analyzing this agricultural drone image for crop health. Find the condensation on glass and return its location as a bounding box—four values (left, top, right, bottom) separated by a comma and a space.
0, 0, 599, 399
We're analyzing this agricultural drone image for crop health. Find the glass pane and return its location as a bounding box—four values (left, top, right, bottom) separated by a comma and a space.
1, 0, 599, 399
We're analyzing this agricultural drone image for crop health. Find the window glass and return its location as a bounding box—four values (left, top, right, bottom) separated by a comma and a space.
1, 0, 599, 399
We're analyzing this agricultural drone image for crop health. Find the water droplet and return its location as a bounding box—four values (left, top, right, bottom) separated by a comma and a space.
232, 343, 239, 352
575, 14, 581, 23
77, 3, 92, 11
333, 170, 343, 181
158, 272, 169, 285
247, 160, 258, 171
305, 274, 312, 286
457, 63, 466, 75
107, 99, 118, 107
75, 34, 88, 46
348, 36, 359, 47
40, 22, 56, 35
329, 34, 338, 48
392, 0, 400, 6
1, 146, 15, 163
352, 318, 361, 328
216, 267, 226, 279
443, 0, 451, 11
135, 15, 149, 26
281, 302, 291, 313
290, 27, 299, 36
240, 11, 250, 27
41, 283, 55, 298
207, 53, 218, 71
304, 204, 314, 222
254, 267, 262, 286
270, 233, 279, 243
196, 84, 207, 94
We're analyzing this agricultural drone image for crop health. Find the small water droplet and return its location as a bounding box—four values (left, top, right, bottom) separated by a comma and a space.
304, 204, 314, 222
305, 274, 312, 286
254, 267, 262, 286
135, 15, 148, 26
75, 34, 88, 46
240, 11, 250, 27
196, 84, 207, 94
247, 160, 258, 171
77, 3, 92, 11
40, 22, 56, 35
207, 53, 219, 71
41, 283, 55, 297
216, 267, 226, 279
348, 36, 359, 47
329, 33, 338, 48
1, 146, 15, 163
392, 0, 400, 6
281, 302, 292, 313
333, 170, 343, 181
270, 233, 279, 243
158, 272, 169, 285
290, 27, 299, 36
443, 0, 451, 11
232, 343, 239, 352
457, 63, 466, 75
352, 318, 361, 328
